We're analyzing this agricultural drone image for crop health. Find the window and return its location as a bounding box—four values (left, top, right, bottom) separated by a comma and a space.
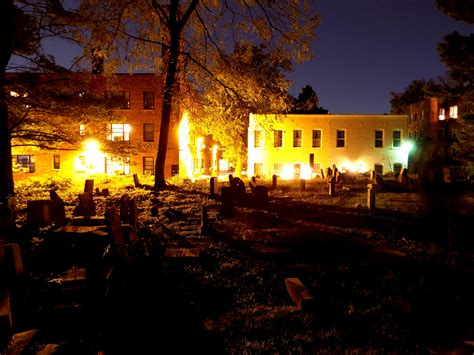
336, 129, 345, 148
274, 163, 283, 176
143, 157, 154, 175
293, 130, 302, 147
314, 163, 321, 175
393, 163, 402, 173
108, 124, 131, 142
312, 129, 321, 148
449, 105, 458, 119
254, 130, 264, 148
374, 163, 383, 177
79, 124, 85, 136
439, 108, 445, 121
274, 130, 283, 148
309, 153, 314, 168
12, 155, 35, 173
254, 163, 263, 177
105, 91, 130, 109
392, 130, 401, 148
143, 123, 154, 142
293, 164, 301, 179
53, 155, 60, 170
143, 91, 155, 109
375, 130, 383, 148
105, 156, 130, 175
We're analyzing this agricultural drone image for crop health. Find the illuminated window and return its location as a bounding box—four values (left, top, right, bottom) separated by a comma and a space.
274, 163, 283, 176
393, 163, 402, 173
439, 108, 445, 121
312, 129, 321, 148
143, 157, 154, 175
293, 130, 302, 147
105, 91, 130, 109
293, 163, 301, 179
375, 130, 383, 148
108, 124, 131, 142
53, 155, 60, 170
12, 155, 35, 173
393, 130, 401, 148
254, 130, 264, 148
143, 91, 155, 109
254, 163, 263, 177
374, 163, 383, 177
449, 105, 458, 119
314, 163, 321, 174
77, 155, 86, 173
336, 129, 345, 148
274, 130, 283, 147
79, 124, 85, 136
143, 123, 154, 142
105, 156, 130, 175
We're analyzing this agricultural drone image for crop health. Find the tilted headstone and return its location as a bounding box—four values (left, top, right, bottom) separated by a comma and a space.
73, 193, 96, 217
220, 187, 234, 218
84, 179, 94, 194
209, 177, 218, 200
272, 174, 278, 190
120, 194, 130, 224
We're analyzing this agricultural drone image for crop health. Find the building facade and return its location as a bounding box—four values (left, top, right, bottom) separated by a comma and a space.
11, 73, 181, 182
247, 113, 409, 179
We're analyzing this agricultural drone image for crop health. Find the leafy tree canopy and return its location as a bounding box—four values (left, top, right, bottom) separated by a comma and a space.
438, 31, 474, 88
435, 0, 474, 23
291, 85, 328, 114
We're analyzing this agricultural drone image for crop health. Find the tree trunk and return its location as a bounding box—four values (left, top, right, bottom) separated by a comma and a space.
0, 0, 15, 202
154, 33, 180, 190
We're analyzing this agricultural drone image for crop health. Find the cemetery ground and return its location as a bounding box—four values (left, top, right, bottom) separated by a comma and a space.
1, 173, 474, 354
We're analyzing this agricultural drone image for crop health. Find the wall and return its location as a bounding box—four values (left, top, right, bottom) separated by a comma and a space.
248, 113, 408, 178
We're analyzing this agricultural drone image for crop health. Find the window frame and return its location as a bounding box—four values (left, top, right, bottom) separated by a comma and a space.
143, 156, 154, 175
392, 130, 402, 148
53, 154, 60, 170
108, 123, 131, 142
254, 130, 264, 148
293, 129, 302, 148
105, 91, 130, 109
312, 129, 321, 148
274, 130, 283, 148
336, 129, 345, 148
375, 130, 384, 148
143, 91, 155, 110
143, 123, 154, 142
12, 155, 36, 173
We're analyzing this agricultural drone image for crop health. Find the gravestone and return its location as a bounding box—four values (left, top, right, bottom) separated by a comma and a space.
272, 174, 278, 190
320, 168, 325, 180
335, 170, 342, 183
27, 200, 55, 226
105, 207, 127, 260
120, 194, 130, 224
200, 204, 209, 235
49, 190, 66, 226
209, 177, 218, 200
84, 179, 94, 194
399, 168, 409, 185
133, 174, 142, 188
73, 193, 96, 217
328, 176, 336, 196
325, 167, 333, 180
230, 177, 246, 202
300, 179, 306, 191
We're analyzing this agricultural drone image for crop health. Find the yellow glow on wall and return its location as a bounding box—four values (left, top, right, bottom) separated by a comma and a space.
178, 111, 193, 178
301, 165, 312, 179
280, 165, 294, 180
341, 161, 367, 173
75, 139, 104, 174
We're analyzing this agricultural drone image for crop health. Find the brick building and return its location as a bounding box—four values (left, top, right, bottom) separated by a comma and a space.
11, 73, 181, 182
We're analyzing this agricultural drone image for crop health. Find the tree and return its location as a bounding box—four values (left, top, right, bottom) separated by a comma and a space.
291, 85, 328, 114
438, 32, 474, 88
74, 0, 319, 189
390, 79, 447, 114
435, 0, 474, 23
189, 43, 293, 174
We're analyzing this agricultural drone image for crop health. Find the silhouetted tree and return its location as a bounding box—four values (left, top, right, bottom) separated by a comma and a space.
291, 85, 328, 114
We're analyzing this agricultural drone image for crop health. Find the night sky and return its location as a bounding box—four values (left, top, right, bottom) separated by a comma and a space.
289, 0, 473, 114
42, 0, 474, 115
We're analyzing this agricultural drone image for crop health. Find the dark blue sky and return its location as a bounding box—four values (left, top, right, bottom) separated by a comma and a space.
289, 0, 473, 114
41, 0, 473, 115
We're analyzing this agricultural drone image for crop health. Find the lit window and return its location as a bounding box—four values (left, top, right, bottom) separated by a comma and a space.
393, 130, 401, 148
254, 163, 263, 177
108, 124, 131, 142
12, 155, 35, 173
254, 130, 264, 148
336, 129, 345, 148
439, 108, 445, 121
273, 163, 283, 176
274, 130, 283, 147
143, 157, 154, 175
143, 91, 155, 109
293, 130, 302, 147
143, 123, 154, 142
293, 163, 301, 178
105, 156, 130, 175
374, 163, 383, 177
375, 130, 383, 148
449, 105, 458, 119
312, 129, 321, 148
79, 124, 85, 136
53, 155, 60, 170
105, 91, 130, 109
